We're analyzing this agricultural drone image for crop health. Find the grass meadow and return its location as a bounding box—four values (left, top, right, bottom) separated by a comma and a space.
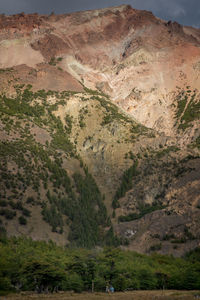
4, 290, 200, 300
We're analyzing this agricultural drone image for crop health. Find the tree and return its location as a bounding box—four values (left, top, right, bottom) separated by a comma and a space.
21, 260, 66, 292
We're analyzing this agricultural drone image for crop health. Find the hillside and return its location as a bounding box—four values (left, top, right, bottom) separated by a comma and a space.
0, 5, 199, 256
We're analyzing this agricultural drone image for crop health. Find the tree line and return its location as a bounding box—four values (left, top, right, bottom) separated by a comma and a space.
0, 236, 199, 294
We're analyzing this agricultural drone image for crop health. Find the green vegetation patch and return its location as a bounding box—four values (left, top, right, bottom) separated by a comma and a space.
69, 171, 112, 247
0, 67, 14, 73
112, 161, 138, 209
49, 57, 63, 66
175, 92, 188, 119
179, 96, 200, 130
118, 203, 166, 223
175, 89, 200, 130
0, 237, 200, 294
191, 136, 200, 150
154, 146, 180, 159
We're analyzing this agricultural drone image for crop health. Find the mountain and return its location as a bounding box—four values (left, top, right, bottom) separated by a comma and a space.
0, 5, 199, 256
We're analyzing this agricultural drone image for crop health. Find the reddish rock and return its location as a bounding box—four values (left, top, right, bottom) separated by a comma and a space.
0, 5, 199, 132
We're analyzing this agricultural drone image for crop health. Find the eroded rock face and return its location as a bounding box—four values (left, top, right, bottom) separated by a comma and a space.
0, 5, 199, 134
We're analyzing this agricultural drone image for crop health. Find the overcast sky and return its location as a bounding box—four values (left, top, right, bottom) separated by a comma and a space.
0, 0, 199, 28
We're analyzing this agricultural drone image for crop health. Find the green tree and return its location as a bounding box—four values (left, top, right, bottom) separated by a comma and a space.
21, 260, 66, 292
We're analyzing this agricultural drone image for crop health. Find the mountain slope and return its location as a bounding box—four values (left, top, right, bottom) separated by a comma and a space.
0, 5, 199, 255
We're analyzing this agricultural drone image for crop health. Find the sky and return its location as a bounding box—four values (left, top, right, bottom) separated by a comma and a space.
0, 0, 199, 28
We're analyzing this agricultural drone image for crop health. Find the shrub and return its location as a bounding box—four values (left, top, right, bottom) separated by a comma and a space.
0, 200, 7, 207
18, 216, 27, 225
26, 196, 34, 204
149, 243, 162, 251
22, 208, 31, 217
0, 209, 16, 219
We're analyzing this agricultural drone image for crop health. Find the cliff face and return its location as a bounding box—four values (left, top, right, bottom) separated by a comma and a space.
0, 5, 199, 255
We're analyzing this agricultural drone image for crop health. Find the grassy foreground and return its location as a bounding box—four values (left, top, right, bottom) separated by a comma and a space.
4, 290, 200, 300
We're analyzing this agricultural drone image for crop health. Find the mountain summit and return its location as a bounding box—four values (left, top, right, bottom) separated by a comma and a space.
0, 5, 199, 134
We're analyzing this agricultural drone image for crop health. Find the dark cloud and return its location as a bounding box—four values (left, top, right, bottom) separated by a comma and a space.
0, 0, 199, 28
130, 0, 200, 28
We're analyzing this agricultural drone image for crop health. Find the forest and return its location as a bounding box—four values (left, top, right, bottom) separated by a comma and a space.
0, 235, 200, 295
